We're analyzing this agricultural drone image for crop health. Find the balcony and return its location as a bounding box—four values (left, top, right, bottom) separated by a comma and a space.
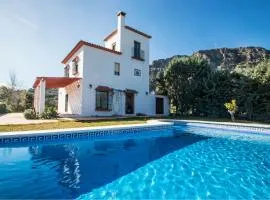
131, 48, 145, 61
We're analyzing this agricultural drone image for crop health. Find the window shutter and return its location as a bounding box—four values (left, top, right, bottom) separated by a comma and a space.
108, 92, 113, 111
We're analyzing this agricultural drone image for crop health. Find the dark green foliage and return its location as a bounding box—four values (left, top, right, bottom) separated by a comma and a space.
40, 107, 59, 119
0, 86, 58, 113
136, 113, 147, 116
0, 103, 7, 114
23, 89, 34, 109
0, 86, 26, 112
24, 109, 38, 119
45, 89, 58, 109
156, 57, 270, 121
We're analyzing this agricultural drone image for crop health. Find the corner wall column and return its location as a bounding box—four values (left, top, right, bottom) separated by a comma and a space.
38, 79, 46, 114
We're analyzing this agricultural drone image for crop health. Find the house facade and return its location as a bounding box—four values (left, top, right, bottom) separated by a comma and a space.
33, 11, 169, 116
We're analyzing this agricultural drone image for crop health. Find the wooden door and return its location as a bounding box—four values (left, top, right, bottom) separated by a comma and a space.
125, 93, 134, 114
65, 94, 68, 112
156, 97, 164, 114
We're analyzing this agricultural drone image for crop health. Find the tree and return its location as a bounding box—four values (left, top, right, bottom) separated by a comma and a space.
23, 89, 34, 109
154, 55, 270, 121
162, 56, 210, 115
6, 71, 23, 111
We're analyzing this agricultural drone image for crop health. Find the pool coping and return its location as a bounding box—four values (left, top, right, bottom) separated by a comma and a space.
0, 119, 269, 143
154, 119, 270, 134
0, 121, 173, 138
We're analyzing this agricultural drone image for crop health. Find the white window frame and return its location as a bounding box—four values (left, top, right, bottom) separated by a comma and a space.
114, 62, 120, 76
134, 68, 141, 76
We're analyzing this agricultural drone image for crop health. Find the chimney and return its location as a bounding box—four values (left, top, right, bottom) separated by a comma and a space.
117, 11, 126, 29
117, 11, 126, 52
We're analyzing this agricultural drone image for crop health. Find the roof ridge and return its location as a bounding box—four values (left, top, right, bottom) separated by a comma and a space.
61, 40, 121, 64
125, 25, 152, 39
103, 25, 152, 41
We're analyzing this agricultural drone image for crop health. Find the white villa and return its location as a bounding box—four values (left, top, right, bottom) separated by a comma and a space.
33, 11, 169, 116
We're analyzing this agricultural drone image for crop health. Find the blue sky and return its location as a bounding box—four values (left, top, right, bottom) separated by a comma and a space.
1, 0, 270, 88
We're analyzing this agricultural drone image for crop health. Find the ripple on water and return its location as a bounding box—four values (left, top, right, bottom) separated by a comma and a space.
78, 137, 270, 199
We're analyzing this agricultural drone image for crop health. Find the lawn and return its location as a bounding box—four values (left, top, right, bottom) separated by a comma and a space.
0, 116, 268, 133
0, 117, 149, 132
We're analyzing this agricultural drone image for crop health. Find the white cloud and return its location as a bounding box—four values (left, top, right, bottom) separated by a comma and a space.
13, 15, 38, 30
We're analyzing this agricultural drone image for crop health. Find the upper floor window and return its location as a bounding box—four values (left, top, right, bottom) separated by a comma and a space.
134, 68, 141, 76
134, 41, 141, 58
64, 65, 70, 77
114, 62, 120, 76
72, 56, 79, 75
132, 41, 144, 61
112, 42, 116, 51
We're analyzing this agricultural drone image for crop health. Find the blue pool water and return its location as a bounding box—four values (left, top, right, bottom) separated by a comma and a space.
0, 125, 269, 199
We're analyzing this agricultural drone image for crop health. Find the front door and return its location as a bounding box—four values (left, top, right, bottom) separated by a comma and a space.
125, 93, 134, 114
65, 94, 68, 112
156, 97, 164, 114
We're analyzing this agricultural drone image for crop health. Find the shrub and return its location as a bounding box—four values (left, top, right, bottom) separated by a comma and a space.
0, 103, 8, 114
40, 107, 59, 119
224, 99, 237, 122
24, 109, 38, 119
136, 113, 147, 116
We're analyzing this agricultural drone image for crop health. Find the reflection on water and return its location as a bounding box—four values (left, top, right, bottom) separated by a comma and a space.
0, 131, 207, 199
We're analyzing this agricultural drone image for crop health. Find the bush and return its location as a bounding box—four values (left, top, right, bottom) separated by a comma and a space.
24, 109, 38, 119
40, 107, 59, 119
0, 103, 8, 114
136, 113, 147, 116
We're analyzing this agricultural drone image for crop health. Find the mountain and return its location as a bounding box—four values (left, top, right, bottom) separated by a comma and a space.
149, 47, 270, 91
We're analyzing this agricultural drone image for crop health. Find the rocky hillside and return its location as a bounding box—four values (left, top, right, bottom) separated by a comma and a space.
150, 47, 270, 91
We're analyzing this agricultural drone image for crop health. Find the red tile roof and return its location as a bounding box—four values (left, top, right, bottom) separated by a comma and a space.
33, 77, 81, 88
104, 26, 152, 41
61, 40, 122, 64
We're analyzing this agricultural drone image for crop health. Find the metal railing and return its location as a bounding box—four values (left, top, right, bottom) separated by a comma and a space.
132, 48, 145, 60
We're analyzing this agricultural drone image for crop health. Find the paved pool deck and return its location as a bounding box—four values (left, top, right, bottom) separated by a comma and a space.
0, 113, 58, 125
155, 119, 270, 129
0, 113, 146, 125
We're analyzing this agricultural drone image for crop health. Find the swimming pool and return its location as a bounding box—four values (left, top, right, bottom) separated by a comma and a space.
0, 123, 269, 199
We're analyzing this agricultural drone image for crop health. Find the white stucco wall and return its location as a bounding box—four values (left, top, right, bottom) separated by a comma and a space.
148, 95, 170, 116
58, 80, 83, 115
58, 13, 169, 116
104, 33, 118, 50
80, 26, 153, 116
58, 49, 84, 115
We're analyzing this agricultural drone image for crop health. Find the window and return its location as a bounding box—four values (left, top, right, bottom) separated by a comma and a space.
72, 62, 78, 75
134, 41, 141, 58
96, 91, 109, 110
114, 62, 120, 76
64, 65, 70, 77
134, 69, 141, 76
112, 42, 116, 51
72, 56, 79, 75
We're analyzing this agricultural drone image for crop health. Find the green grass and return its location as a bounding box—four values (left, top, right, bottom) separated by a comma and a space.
0, 116, 268, 133
0, 117, 150, 132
